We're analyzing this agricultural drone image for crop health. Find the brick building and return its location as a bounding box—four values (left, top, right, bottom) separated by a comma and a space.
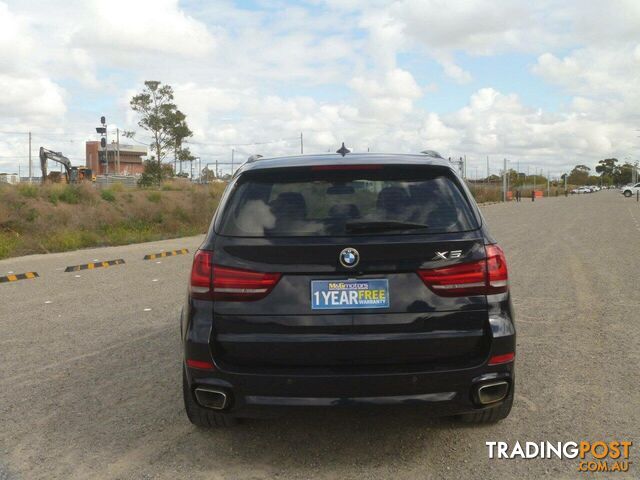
86, 141, 147, 175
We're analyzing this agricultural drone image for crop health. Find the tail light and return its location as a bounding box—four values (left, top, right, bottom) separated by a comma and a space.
190, 250, 214, 299
488, 352, 515, 365
189, 250, 281, 301
212, 265, 281, 301
418, 244, 508, 296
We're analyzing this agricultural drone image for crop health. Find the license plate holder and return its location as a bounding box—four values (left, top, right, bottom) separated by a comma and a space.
311, 279, 390, 310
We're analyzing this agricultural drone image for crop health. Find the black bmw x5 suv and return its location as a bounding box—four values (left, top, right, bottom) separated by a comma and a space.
181, 153, 515, 427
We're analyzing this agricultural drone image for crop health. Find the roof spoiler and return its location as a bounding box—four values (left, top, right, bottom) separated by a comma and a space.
420, 150, 444, 159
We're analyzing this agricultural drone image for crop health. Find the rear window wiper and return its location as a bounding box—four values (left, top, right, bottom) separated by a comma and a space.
344, 220, 429, 233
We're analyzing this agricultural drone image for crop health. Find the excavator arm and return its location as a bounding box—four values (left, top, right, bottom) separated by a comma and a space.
39, 147, 72, 183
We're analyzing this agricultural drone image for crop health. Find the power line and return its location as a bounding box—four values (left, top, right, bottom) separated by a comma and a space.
186, 136, 299, 147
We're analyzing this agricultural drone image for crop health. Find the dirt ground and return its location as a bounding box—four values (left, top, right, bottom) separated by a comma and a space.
0, 191, 638, 479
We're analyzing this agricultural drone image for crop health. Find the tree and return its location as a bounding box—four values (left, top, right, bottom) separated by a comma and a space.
595, 158, 619, 186
178, 147, 196, 178
595, 158, 618, 176
617, 163, 635, 185
129, 81, 183, 179
169, 110, 192, 174
137, 158, 174, 187
200, 167, 217, 183
567, 165, 591, 185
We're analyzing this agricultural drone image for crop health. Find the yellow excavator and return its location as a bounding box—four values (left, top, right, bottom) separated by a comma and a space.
39, 147, 94, 184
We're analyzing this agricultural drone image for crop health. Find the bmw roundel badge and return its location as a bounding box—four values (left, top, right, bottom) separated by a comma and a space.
339, 247, 359, 268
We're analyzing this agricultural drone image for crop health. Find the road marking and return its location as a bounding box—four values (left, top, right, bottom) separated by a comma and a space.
143, 308, 152, 312
64, 259, 125, 272
0, 272, 39, 283
143, 248, 189, 260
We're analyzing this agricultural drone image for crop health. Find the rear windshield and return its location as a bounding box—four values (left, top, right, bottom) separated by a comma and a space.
218, 165, 478, 237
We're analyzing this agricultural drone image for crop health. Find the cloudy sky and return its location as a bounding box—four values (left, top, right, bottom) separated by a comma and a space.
1, 0, 639, 177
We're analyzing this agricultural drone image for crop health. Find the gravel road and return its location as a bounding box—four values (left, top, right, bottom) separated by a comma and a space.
0, 191, 638, 479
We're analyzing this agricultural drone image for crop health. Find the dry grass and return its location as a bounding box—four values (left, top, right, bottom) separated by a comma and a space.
0, 179, 572, 259
0, 181, 225, 259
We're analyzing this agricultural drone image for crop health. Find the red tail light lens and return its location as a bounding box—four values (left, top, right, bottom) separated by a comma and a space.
212, 266, 281, 301
190, 250, 214, 299
488, 352, 515, 365
418, 244, 509, 296
186, 359, 215, 370
418, 259, 487, 296
190, 251, 281, 301
485, 244, 508, 294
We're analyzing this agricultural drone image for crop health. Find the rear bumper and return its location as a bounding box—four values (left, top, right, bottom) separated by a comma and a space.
182, 296, 516, 417
186, 363, 514, 417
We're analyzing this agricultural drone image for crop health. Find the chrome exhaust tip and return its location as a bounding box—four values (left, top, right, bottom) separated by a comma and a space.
194, 387, 228, 410
476, 381, 509, 405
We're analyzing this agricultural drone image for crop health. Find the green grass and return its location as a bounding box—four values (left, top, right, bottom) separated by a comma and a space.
100, 189, 116, 202
0, 231, 19, 259
147, 191, 162, 203
17, 184, 38, 198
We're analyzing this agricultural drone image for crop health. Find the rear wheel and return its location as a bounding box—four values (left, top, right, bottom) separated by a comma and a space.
624, 190, 632, 197
458, 387, 514, 424
182, 368, 237, 428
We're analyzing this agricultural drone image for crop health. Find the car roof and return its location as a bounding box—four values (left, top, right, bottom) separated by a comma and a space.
235, 153, 452, 175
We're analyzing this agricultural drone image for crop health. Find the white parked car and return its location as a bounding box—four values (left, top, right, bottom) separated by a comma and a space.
621, 183, 640, 197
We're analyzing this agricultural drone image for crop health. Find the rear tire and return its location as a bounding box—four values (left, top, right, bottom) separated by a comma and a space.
458, 386, 514, 424
183, 367, 237, 428
624, 190, 632, 197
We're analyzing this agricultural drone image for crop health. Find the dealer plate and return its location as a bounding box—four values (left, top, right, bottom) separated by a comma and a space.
311, 279, 390, 310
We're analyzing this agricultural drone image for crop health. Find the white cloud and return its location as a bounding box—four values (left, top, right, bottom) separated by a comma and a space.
0, 0, 639, 177
0, 75, 66, 120
72, 0, 216, 58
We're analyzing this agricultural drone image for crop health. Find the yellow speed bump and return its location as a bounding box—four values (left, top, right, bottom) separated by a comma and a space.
0, 272, 39, 283
144, 248, 189, 260
64, 259, 125, 272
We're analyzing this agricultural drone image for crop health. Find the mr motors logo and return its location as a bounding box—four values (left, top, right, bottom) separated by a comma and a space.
486, 441, 633, 473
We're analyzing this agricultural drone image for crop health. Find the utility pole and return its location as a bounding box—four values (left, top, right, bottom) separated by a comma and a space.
486, 156, 489, 182
464, 155, 467, 179
215, 159, 218, 178
231, 148, 235, 175
116, 128, 120, 174
547, 170, 550, 197
300, 132, 304, 154
502, 158, 507, 202
96, 116, 108, 183
28, 131, 32, 183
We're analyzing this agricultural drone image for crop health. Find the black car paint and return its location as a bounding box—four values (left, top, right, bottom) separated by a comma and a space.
181, 153, 515, 417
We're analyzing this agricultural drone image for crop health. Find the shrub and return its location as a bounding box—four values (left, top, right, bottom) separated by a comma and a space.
17, 184, 38, 198
58, 186, 80, 204
147, 191, 162, 203
101, 189, 116, 202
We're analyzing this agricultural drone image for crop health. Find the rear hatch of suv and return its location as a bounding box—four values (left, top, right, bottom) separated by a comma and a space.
204, 163, 493, 372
